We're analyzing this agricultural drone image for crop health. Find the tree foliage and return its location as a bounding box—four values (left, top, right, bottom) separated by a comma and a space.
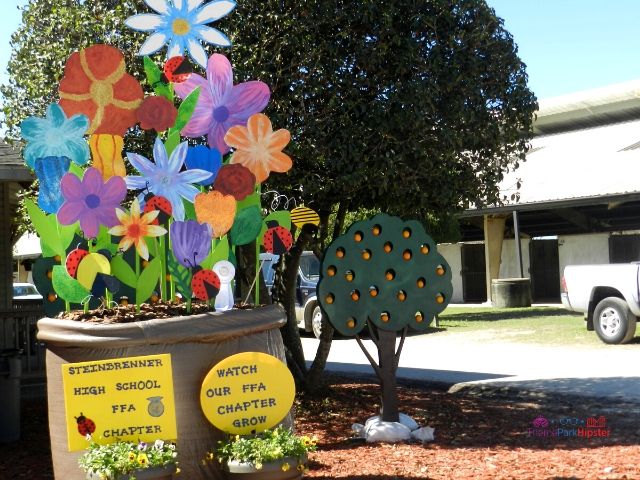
1, 0, 537, 392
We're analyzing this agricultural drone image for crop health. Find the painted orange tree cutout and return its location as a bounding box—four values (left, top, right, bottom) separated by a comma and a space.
318, 213, 452, 422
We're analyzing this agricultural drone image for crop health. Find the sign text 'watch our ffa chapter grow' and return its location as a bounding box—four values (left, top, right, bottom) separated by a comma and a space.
61, 354, 177, 451
200, 352, 295, 434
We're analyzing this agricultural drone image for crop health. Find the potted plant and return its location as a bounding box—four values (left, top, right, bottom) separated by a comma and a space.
22, 1, 319, 478
208, 426, 317, 480
78, 438, 178, 480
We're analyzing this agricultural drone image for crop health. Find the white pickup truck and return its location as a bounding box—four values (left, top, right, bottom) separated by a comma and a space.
561, 264, 639, 344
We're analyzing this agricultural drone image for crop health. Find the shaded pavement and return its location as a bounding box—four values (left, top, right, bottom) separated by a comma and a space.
302, 324, 640, 404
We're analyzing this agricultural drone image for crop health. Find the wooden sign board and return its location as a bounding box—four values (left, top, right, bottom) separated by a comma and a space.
61, 354, 177, 451
200, 352, 295, 434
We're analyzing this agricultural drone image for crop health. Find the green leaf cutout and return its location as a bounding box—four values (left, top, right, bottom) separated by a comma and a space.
201, 236, 229, 270
52, 265, 91, 304
259, 210, 292, 247
165, 129, 181, 157
231, 206, 263, 246
93, 225, 116, 254
136, 256, 161, 305
146, 237, 159, 259
110, 255, 137, 289
167, 254, 192, 298
236, 192, 261, 211
25, 199, 68, 258
172, 86, 200, 132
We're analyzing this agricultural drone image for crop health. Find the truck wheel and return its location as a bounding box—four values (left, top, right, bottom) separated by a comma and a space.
593, 297, 637, 344
311, 306, 323, 339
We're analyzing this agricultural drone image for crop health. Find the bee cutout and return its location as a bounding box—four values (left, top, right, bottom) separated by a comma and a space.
75, 412, 96, 436
290, 206, 320, 229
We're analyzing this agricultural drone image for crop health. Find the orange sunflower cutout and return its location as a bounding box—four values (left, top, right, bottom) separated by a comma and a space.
59, 44, 143, 135
108, 199, 167, 260
225, 113, 292, 183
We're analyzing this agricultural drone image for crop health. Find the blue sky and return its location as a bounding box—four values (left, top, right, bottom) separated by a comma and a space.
1, 1, 640, 102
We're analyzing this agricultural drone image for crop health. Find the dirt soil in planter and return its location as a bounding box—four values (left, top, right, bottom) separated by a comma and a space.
55, 300, 257, 323
3, 374, 639, 479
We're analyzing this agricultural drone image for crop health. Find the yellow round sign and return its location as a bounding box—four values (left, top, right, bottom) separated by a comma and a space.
200, 352, 295, 434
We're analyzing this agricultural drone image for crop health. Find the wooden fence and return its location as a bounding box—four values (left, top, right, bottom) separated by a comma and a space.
0, 300, 46, 375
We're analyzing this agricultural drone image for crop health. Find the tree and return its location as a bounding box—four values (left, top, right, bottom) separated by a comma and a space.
317, 213, 451, 422
224, 0, 536, 390
1, 0, 537, 392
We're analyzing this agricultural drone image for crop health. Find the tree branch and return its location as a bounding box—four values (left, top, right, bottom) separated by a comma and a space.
355, 334, 381, 379
394, 326, 408, 370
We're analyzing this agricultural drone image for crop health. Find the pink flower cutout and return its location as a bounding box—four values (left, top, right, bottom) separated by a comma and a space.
174, 54, 270, 154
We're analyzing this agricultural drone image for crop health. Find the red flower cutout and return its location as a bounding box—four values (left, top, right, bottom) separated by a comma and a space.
214, 164, 256, 201
137, 96, 178, 132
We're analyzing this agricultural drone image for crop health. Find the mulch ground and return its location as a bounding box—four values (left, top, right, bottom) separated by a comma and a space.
2, 374, 639, 479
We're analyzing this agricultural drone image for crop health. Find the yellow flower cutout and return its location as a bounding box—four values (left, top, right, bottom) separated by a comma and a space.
281, 462, 291, 472
137, 452, 149, 466
225, 113, 292, 183
109, 198, 167, 260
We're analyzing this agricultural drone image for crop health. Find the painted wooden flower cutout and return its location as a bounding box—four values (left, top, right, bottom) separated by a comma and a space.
225, 113, 292, 183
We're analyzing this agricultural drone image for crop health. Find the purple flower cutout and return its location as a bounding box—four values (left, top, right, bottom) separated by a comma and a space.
174, 53, 270, 154
57, 167, 127, 238
170, 220, 212, 268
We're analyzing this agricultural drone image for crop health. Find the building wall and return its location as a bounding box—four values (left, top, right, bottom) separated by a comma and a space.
441, 232, 613, 304
437, 243, 463, 303
557, 233, 610, 271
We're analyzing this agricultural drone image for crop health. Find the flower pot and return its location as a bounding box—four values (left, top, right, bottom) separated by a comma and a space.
224, 456, 306, 480
87, 463, 177, 480
37, 305, 289, 480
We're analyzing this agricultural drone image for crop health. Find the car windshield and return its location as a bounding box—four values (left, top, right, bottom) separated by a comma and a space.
13, 285, 39, 296
300, 255, 319, 280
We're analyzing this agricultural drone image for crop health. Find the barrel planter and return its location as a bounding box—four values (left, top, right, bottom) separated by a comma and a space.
491, 278, 532, 308
224, 456, 306, 480
37, 305, 287, 480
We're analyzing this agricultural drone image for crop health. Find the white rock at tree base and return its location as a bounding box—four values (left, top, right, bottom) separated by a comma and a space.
351, 423, 365, 437
411, 426, 435, 443
364, 418, 412, 443
364, 413, 420, 431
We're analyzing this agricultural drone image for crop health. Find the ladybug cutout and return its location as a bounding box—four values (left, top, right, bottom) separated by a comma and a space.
65, 247, 89, 278
263, 220, 293, 255
144, 194, 172, 225
191, 267, 221, 301
75, 412, 96, 436
162, 56, 193, 84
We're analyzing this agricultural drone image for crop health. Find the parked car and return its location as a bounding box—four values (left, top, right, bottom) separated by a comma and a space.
561, 263, 639, 344
12, 282, 43, 301
260, 251, 324, 338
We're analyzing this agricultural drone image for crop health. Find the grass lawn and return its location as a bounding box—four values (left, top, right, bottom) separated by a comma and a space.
435, 306, 604, 346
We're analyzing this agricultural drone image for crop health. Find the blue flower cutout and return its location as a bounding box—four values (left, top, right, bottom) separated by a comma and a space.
125, 137, 211, 221
185, 145, 222, 186
125, 0, 236, 69
20, 104, 90, 169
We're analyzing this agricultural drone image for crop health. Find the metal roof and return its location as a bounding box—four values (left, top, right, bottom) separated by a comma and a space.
460, 81, 640, 241
0, 140, 33, 182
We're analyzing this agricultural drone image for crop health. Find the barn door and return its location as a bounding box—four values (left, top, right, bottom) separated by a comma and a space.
460, 244, 487, 302
529, 238, 560, 302
609, 235, 640, 263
